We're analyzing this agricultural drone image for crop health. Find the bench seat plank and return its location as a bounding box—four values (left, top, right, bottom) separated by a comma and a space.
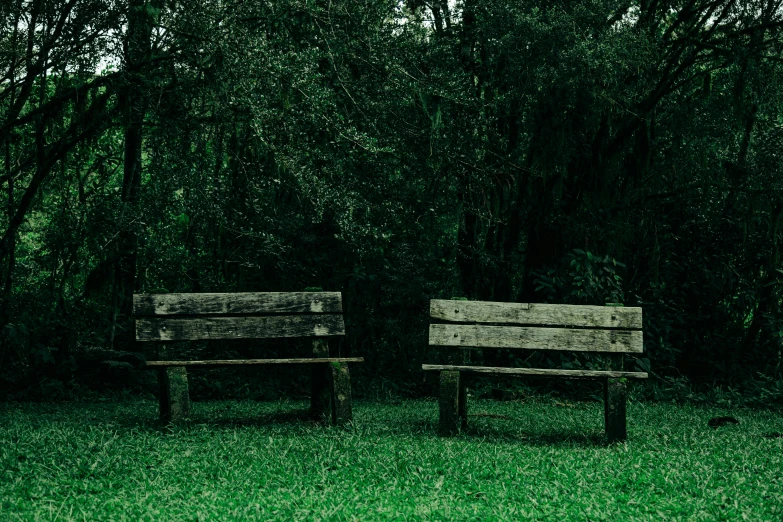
430, 300, 642, 329
134, 292, 343, 316
147, 357, 364, 367
422, 364, 648, 379
429, 324, 643, 353
136, 314, 345, 342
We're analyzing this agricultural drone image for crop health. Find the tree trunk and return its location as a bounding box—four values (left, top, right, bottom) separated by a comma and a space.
456, 177, 481, 299
4, 132, 14, 300
740, 201, 783, 366
115, 0, 159, 348
2, 11, 20, 301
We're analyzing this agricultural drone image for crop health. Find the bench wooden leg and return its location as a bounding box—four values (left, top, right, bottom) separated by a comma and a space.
439, 371, 463, 436
158, 367, 190, 425
458, 375, 468, 429
604, 378, 627, 442
310, 339, 330, 421
329, 362, 353, 425
311, 363, 330, 421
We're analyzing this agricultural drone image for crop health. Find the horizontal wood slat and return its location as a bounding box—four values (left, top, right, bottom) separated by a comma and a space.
133, 292, 342, 316
422, 364, 648, 379
146, 357, 364, 367
430, 300, 642, 329
136, 314, 345, 342
428, 324, 643, 353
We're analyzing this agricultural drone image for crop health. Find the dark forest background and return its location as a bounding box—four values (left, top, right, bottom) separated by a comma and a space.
2, 0, 783, 403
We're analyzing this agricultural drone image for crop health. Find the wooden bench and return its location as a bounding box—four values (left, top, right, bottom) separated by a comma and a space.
422, 300, 647, 442
133, 291, 362, 425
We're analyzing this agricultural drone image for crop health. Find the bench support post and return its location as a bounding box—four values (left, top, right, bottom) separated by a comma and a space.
310, 339, 330, 421
329, 362, 353, 425
604, 377, 627, 442
439, 370, 463, 435
158, 367, 190, 425
458, 375, 468, 429
450, 349, 468, 430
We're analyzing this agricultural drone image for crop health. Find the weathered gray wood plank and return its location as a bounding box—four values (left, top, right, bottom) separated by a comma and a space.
136, 314, 345, 341
429, 324, 643, 353
430, 300, 642, 329
422, 364, 648, 379
145, 357, 364, 367
133, 292, 342, 316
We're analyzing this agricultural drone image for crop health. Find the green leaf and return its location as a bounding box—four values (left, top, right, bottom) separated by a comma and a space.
175, 213, 190, 228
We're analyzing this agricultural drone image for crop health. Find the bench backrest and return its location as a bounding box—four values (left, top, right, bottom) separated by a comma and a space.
133, 292, 345, 342
428, 300, 642, 353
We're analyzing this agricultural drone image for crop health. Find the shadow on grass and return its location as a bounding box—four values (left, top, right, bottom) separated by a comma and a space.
346, 415, 610, 447
457, 424, 609, 447
205, 407, 322, 427
370, 419, 610, 447
108, 404, 327, 432
109, 402, 613, 446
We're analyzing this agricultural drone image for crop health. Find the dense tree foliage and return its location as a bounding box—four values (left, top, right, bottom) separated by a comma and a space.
2, 0, 783, 399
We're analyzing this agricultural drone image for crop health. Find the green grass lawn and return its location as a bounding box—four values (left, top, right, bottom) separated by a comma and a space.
1, 398, 782, 521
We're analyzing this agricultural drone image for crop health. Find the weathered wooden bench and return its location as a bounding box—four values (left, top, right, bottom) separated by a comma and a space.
422, 300, 646, 442
133, 291, 362, 425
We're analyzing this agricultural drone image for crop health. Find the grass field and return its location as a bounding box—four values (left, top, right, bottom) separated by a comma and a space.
1, 398, 782, 521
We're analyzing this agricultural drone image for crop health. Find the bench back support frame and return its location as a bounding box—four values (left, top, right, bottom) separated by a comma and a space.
133, 291, 356, 426
426, 300, 644, 441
